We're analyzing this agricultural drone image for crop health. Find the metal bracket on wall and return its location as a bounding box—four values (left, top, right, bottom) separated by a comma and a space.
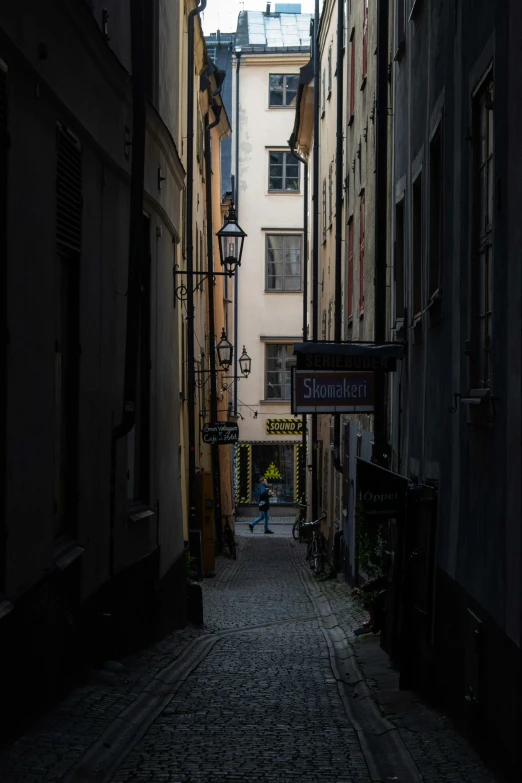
449, 389, 498, 422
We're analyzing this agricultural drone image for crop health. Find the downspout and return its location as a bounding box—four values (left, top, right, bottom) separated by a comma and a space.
373, 0, 389, 466
233, 50, 241, 418
187, 0, 207, 536
205, 103, 224, 544
289, 143, 308, 503
311, 1, 320, 520
333, 0, 345, 475
109, 0, 146, 577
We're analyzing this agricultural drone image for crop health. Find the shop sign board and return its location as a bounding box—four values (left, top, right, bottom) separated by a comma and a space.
292, 370, 374, 413
201, 422, 239, 445
356, 458, 409, 519
293, 342, 404, 372
266, 418, 304, 435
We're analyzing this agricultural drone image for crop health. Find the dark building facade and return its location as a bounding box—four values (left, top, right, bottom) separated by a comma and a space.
0, 0, 187, 734
389, 1, 521, 779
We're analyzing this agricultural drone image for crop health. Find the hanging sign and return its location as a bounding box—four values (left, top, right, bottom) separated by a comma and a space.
266, 418, 304, 435
292, 370, 374, 413
356, 458, 409, 519
293, 342, 404, 372
202, 422, 239, 445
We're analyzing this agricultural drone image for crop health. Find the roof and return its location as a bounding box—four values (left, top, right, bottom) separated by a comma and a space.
235, 11, 312, 52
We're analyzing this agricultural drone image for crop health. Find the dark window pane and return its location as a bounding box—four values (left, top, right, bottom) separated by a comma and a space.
270, 152, 283, 166
270, 90, 284, 106
269, 177, 283, 190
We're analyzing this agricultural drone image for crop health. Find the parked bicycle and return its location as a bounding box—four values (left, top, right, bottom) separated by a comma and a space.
222, 515, 237, 560
291, 502, 308, 541
304, 511, 328, 574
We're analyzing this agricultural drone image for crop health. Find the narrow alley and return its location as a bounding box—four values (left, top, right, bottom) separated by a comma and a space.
0, 522, 498, 783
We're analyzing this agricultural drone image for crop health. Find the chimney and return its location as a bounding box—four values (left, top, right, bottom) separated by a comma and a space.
266, 3, 271, 14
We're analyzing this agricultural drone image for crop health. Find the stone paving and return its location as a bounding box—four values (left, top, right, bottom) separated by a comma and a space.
0, 518, 499, 783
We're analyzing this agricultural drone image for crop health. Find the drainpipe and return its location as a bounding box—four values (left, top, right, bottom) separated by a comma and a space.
289, 143, 308, 503
187, 0, 207, 538
110, 0, 146, 576
333, 0, 345, 475
233, 50, 241, 418
205, 103, 224, 543
311, 1, 320, 520
373, 0, 389, 466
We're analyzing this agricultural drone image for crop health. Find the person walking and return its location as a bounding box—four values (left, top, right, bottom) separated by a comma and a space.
249, 477, 274, 534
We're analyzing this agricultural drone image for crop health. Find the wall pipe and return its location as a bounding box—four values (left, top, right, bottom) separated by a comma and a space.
374, 0, 389, 466
109, 0, 146, 576
311, 1, 320, 520
233, 50, 241, 418
333, 0, 345, 475
186, 0, 207, 539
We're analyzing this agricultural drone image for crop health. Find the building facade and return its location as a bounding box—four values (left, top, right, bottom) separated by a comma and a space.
388, 0, 522, 777
231, 6, 311, 510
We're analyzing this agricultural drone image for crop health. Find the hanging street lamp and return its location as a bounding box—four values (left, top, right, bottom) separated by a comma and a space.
216, 201, 247, 277
216, 328, 233, 371
239, 346, 252, 377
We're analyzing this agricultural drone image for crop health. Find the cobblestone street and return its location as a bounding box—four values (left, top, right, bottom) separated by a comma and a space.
0, 520, 499, 783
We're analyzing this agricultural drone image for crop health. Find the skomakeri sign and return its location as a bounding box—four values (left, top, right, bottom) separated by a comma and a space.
266, 418, 304, 435
292, 370, 374, 413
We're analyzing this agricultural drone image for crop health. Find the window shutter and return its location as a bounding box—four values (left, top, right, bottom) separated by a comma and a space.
56, 124, 82, 253
350, 37, 355, 117
347, 221, 354, 319
359, 194, 365, 314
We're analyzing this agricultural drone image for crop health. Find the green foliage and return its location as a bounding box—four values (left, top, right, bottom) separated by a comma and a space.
355, 501, 386, 579
185, 551, 197, 582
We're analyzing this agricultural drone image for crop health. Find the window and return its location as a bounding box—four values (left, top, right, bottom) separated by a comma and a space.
328, 161, 333, 226
359, 193, 365, 314
322, 179, 327, 241
268, 151, 299, 192
429, 123, 443, 301
265, 344, 293, 399
349, 32, 355, 119
347, 219, 354, 320
472, 74, 494, 388
362, 0, 368, 82
412, 173, 423, 317
328, 44, 332, 96
394, 198, 405, 321
269, 74, 299, 107
266, 234, 302, 291
322, 69, 326, 115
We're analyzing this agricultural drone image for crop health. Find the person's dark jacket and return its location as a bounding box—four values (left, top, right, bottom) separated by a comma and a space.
258, 485, 270, 511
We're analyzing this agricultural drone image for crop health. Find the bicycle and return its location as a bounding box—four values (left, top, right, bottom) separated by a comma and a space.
222, 515, 237, 560
304, 511, 327, 574
291, 502, 308, 541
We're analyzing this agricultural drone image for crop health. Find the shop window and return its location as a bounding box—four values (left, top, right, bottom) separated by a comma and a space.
251, 443, 296, 504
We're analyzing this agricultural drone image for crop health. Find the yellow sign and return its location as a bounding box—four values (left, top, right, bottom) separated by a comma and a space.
266, 418, 304, 435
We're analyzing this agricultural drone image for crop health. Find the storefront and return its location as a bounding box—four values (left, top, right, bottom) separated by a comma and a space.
235, 419, 306, 506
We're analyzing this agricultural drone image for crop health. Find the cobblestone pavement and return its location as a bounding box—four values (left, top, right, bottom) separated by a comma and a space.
0, 519, 499, 783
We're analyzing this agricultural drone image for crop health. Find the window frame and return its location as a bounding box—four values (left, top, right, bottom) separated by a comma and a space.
322, 179, 327, 242
264, 343, 294, 401
428, 120, 444, 304
359, 192, 365, 315
268, 73, 299, 108
411, 171, 423, 320
394, 197, 405, 326
268, 150, 300, 193
349, 29, 355, 122
470, 70, 494, 390
265, 233, 303, 293
347, 218, 354, 321
362, 0, 368, 84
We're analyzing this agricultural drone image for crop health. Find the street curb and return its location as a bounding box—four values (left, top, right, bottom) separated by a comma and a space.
61, 633, 221, 783
288, 539, 424, 783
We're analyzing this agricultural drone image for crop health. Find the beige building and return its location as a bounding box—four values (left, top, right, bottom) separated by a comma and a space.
231, 7, 311, 510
